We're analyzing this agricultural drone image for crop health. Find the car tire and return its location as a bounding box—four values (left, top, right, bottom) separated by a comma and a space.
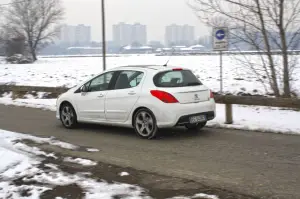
185, 122, 207, 131
133, 108, 158, 139
60, 103, 78, 129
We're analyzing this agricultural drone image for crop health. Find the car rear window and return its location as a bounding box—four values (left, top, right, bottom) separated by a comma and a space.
153, 69, 202, 87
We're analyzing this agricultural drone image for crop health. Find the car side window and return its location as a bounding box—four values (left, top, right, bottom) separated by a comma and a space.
129, 72, 144, 87
114, 70, 144, 90
87, 71, 114, 92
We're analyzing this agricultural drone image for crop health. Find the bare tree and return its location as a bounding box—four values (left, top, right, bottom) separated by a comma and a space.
188, 0, 300, 97
2, 0, 64, 61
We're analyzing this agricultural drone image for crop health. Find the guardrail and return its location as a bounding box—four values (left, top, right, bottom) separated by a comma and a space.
0, 85, 69, 93
1, 85, 299, 124
214, 95, 300, 124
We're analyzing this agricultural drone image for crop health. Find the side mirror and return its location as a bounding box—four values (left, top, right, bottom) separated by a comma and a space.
81, 85, 88, 93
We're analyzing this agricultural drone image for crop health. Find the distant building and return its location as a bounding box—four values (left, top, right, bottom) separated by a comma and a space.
58, 24, 91, 45
120, 45, 153, 54
149, 40, 164, 49
75, 24, 91, 44
165, 24, 195, 47
113, 22, 147, 47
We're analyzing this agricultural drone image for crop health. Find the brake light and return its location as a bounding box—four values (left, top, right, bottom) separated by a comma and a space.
150, 90, 179, 103
210, 90, 214, 98
172, 68, 183, 71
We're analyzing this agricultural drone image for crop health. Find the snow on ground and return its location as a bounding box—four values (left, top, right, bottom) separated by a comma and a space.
119, 172, 130, 177
87, 148, 100, 152
63, 157, 98, 166
0, 129, 147, 199
0, 93, 299, 135
0, 129, 220, 199
0, 127, 78, 151
0, 91, 57, 111
0, 54, 299, 96
168, 193, 219, 199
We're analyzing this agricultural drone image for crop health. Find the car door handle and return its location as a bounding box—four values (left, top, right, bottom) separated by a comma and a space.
128, 91, 136, 95
97, 93, 104, 98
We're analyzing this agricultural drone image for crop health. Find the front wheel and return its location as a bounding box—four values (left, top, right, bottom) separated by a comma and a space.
134, 108, 158, 139
185, 122, 207, 131
60, 103, 77, 129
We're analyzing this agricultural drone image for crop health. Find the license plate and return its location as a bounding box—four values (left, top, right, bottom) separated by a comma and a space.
189, 115, 206, 124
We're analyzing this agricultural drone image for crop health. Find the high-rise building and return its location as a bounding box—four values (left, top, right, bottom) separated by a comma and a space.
165, 24, 195, 47
58, 24, 91, 45
75, 24, 91, 44
113, 22, 147, 46
113, 22, 132, 47
59, 24, 76, 44
131, 23, 147, 45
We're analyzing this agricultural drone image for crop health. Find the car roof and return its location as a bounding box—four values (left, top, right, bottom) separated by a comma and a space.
111, 64, 189, 71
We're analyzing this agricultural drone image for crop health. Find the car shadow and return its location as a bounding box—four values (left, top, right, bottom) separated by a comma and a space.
58, 122, 212, 140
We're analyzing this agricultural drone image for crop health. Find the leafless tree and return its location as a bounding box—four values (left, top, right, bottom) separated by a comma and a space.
2, 0, 64, 61
188, 0, 300, 97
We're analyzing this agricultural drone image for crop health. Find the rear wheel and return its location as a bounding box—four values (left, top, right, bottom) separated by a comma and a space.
185, 122, 207, 131
60, 103, 77, 129
134, 108, 158, 139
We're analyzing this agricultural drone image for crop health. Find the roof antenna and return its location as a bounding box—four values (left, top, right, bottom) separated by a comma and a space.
163, 48, 175, 66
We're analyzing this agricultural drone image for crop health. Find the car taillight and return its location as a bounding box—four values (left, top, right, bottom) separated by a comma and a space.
150, 90, 179, 103
172, 68, 183, 71
210, 90, 214, 98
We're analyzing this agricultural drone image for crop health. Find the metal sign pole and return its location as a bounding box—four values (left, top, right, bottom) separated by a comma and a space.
101, 0, 106, 71
212, 27, 228, 94
220, 50, 223, 94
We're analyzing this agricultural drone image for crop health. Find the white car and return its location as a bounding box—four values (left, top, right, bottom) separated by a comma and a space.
56, 65, 216, 139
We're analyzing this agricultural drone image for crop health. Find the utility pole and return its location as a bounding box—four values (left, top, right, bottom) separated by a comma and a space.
101, 0, 106, 71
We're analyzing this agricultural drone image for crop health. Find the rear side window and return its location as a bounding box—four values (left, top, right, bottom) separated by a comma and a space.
153, 70, 202, 87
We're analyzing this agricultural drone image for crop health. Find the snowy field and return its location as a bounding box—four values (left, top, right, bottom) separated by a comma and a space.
0, 92, 299, 135
0, 129, 220, 199
0, 55, 299, 135
1, 54, 299, 96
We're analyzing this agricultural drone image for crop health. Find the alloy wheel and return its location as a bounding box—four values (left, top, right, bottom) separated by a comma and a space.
61, 105, 75, 128
134, 109, 158, 139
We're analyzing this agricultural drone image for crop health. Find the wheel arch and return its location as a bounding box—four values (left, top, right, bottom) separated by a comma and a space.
131, 106, 156, 127
59, 100, 77, 117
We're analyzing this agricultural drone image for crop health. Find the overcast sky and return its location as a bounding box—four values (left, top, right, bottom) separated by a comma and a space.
0, 0, 210, 42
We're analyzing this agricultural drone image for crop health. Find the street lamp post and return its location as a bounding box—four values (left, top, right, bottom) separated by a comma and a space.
101, 0, 106, 71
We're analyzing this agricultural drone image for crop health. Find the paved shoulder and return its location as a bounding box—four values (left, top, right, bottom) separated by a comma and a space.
0, 104, 299, 198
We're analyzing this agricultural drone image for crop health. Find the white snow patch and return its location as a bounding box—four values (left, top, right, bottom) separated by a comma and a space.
63, 157, 97, 166
0, 130, 78, 150
44, 163, 59, 170
119, 172, 130, 177
0, 129, 163, 199
168, 193, 219, 199
207, 104, 300, 134
46, 138, 78, 150
86, 148, 100, 152
0, 97, 56, 111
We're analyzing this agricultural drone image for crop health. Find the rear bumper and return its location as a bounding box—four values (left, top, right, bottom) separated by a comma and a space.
176, 111, 215, 126
153, 99, 216, 128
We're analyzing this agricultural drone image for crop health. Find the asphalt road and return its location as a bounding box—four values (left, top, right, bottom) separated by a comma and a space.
0, 104, 299, 199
